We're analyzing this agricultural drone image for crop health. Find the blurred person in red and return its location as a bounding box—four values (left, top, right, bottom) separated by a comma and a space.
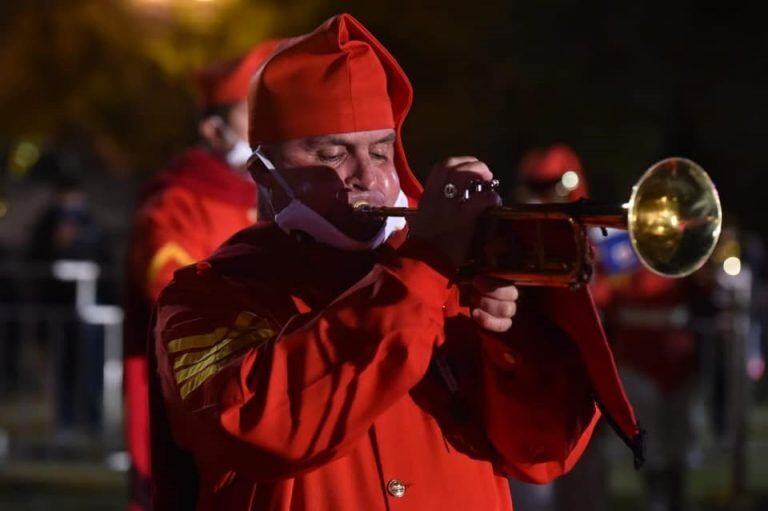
123, 40, 279, 511
517, 145, 699, 510
510, 145, 610, 511
150, 14, 644, 510
589, 192, 698, 509
596, 267, 698, 511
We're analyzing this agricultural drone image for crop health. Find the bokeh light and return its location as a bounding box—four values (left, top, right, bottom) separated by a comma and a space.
723, 256, 741, 276
561, 170, 580, 190
10, 140, 40, 177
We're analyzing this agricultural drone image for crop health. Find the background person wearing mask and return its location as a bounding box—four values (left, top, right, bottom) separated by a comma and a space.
122, 39, 278, 511
595, 257, 701, 511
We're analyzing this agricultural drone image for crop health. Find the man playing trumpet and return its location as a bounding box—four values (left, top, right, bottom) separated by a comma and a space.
150, 14, 642, 510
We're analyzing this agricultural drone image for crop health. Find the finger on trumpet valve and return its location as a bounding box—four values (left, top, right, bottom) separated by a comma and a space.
461, 179, 500, 202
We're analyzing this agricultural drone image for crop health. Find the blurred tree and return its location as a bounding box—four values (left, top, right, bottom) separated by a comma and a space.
0, 0, 312, 175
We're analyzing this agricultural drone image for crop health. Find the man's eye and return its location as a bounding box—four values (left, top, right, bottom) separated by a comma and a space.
371, 152, 389, 162
318, 152, 345, 163
370, 142, 393, 162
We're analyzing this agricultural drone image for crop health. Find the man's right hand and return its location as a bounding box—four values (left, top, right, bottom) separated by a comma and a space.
408, 156, 501, 270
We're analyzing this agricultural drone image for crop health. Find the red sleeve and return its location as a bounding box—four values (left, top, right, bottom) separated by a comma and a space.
476, 285, 642, 480
411, 293, 600, 485
477, 310, 600, 483
155, 244, 454, 480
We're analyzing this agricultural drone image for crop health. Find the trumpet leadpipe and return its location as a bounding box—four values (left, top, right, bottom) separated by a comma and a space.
353, 201, 628, 229
353, 204, 416, 217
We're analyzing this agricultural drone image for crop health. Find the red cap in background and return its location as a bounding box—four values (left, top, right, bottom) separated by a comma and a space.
518, 144, 588, 201
196, 39, 282, 109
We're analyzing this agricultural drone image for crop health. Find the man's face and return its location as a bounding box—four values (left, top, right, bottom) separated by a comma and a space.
258, 128, 401, 241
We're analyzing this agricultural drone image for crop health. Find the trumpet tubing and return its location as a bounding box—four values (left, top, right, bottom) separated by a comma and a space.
356, 157, 722, 286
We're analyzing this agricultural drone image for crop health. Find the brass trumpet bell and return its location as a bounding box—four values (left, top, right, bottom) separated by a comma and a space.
627, 158, 722, 278
467, 156, 722, 286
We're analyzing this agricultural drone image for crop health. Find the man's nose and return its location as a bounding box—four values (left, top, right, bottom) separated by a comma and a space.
345, 156, 377, 190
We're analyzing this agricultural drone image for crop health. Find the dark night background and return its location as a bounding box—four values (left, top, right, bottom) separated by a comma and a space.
1, 1, 766, 240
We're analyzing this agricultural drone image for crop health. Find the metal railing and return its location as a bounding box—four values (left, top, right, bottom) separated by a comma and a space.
0, 259, 124, 466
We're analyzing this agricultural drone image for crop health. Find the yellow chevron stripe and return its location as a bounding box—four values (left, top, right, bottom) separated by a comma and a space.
174, 335, 236, 382
166, 312, 257, 354
167, 327, 228, 354
173, 322, 273, 370
166, 311, 275, 400
179, 353, 241, 400
147, 241, 195, 289
174, 329, 271, 384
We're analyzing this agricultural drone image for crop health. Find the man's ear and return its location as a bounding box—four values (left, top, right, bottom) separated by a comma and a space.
198, 116, 227, 151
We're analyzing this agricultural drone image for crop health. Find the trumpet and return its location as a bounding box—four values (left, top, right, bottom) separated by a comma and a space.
356, 157, 723, 287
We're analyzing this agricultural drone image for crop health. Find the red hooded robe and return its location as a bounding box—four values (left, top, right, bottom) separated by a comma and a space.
151, 14, 642, 510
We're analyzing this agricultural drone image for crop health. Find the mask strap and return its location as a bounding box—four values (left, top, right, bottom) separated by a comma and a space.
249, 147, 296, 200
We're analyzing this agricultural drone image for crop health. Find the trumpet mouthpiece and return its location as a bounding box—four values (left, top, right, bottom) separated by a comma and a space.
352, 205, 413, 218
352, 201, 377, 215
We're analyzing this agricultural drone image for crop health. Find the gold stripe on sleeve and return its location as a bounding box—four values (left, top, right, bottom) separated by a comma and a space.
165, 311, 275, 400
147, 241, 195, 289
166, 312, 259, 354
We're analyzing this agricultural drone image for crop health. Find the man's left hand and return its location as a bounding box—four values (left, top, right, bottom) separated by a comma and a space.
468, 275, 518, 333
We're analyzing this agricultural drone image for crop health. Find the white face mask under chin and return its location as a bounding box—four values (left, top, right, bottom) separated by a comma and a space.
211, 116, 252, 169
252, 149, 408, 251
225, 139, 253, 168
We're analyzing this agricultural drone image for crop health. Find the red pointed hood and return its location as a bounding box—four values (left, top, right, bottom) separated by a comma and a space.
248, 13, 422, 201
